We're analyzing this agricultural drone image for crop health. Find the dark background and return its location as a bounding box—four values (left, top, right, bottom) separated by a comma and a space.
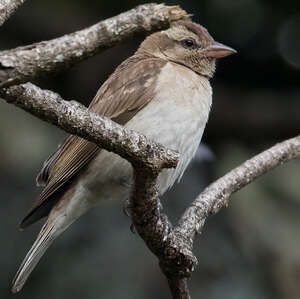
0, 0, 300, 298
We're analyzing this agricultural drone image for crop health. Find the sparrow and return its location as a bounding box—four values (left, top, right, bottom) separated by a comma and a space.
11, 20, 236, 293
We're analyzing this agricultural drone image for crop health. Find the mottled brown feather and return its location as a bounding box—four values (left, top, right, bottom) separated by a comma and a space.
21, 54, 166, 228
174, 21, 214, 44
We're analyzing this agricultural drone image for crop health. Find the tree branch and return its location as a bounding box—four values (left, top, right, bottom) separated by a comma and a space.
0, 82, 179, 171
1, 83, 300, 299
167, 277, 191, 299
1, 4, 299, 298
176, 135, 300, 240
131, 133, 300, 298
0, 81, 196, 299
0, 3, 188, 88
0, 0, 25, 26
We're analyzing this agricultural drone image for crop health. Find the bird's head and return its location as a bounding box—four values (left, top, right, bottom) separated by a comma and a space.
139, 21, 236, 78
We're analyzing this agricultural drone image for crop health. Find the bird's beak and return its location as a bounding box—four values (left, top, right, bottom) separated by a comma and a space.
203, 41, 237, 59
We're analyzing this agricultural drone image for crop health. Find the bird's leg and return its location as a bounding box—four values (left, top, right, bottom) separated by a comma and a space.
122, 197, 137, 233
130, 223, 136, 234
123, 197, 133, 217
154, 199, 172, 242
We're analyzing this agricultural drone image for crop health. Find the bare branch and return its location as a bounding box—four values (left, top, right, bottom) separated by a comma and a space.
176, 135, 300, 240
0, 3, 188, 88
0, 81, 189, 298
166, 277, 191, 299
0, 83, 179, 171
130, 168, 196, 299
130, 133, 300, 298
1, 81, 299, 299
0, 80, 189, 297
1, 5, 299, 298
0, 0, 25, 26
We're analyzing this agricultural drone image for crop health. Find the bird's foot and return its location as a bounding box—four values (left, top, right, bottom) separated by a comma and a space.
123, 198, 136, 233
130, 223, 136, 234
123, 198, 133, 217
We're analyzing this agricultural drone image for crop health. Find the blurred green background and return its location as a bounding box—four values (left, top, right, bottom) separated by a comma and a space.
0, 0, 300, 298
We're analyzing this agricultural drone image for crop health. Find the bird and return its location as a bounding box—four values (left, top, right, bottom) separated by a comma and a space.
11, 20, 236, 293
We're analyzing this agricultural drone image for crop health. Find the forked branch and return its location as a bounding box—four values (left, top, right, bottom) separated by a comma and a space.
1, 83, 299, 299
0, 3, 299, 299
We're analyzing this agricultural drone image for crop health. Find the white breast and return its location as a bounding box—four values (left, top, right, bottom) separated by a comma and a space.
83, 62, 212, 201
125, 62, 212, 193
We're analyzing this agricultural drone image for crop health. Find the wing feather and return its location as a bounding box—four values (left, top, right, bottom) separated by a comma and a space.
21, 54, 166, 228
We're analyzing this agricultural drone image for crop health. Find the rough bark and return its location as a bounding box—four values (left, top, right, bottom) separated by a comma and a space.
0, 83, 179, 171
176, 135, 300, 240
1, 3, 300, 299
0, 3, 188, 88
0, 0, 25, 26
2, 82, 299, 299
167, 277, 191, 299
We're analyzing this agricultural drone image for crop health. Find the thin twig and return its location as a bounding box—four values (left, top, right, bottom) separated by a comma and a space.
0, 0, 25, 26
0, 3, 188, 88
176, 135, 300, 240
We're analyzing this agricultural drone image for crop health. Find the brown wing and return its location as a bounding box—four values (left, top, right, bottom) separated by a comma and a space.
20, 55, 166, 228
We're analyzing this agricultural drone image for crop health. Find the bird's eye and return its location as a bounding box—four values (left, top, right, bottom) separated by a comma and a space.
181, 38, 197, 49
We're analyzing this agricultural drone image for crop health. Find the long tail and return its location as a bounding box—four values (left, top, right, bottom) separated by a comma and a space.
11, 219, 60, 293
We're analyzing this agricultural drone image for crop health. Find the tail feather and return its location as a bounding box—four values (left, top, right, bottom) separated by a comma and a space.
11, 220, 57, 293
12, 185, 89, 293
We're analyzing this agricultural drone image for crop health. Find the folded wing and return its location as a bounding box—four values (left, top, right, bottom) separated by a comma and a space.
20, 55, 166, 228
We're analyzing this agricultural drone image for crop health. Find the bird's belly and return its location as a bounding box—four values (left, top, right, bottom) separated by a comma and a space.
82, 63, 212, 202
